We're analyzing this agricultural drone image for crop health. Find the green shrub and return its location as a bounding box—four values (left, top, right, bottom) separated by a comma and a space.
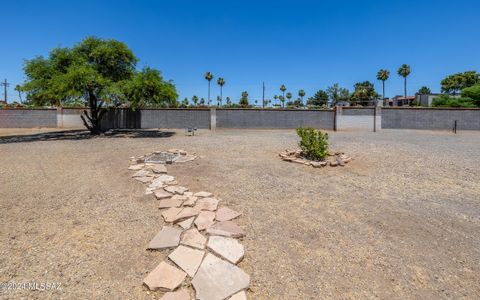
296, 127, 329, 161
432, 95, 476, 108
462, 84, 480, 106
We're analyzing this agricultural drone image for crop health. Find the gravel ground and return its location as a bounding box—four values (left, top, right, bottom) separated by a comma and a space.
0, 128, 479, 299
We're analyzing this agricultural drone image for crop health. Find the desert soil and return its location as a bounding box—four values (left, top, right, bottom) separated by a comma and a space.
0, 128, 479, 299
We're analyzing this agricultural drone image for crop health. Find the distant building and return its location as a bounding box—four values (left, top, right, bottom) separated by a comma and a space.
415, 93, 461, 106
385, 95, 415, 106
0, 99, 6, 105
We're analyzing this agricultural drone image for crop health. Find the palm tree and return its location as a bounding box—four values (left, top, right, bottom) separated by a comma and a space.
298, 89, 305, 105
273, 95, 278, 106
192, 95, 198, 106
279, 95, 285, 108
286, 92, 292, 105
280, 84, 286, 100
217, 77, 225, 105
376, 69, 390, 100
397, 64, 411, 99
204, 72, 214, 105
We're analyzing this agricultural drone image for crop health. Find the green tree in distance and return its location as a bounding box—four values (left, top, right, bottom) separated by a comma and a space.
326, 83, 349, 106
418, 86, 431, 94
397, 64, 411, 99
441, 71, 480, 95
204, 72, 214, 105
298, 89, 306, 105
286, 92, 292, 104
280, 84, 287, 107
307, 90, 328, 107
376, 69, 390, 100
239, 91, 249, 107
192, 95, 198, 106
217, 77, 225, 105
17, 36, 177, 134
351, 81, 378, 105
279, 95, 285, 108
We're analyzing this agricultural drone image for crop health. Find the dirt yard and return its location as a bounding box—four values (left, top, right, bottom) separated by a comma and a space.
1, 128, 479, 299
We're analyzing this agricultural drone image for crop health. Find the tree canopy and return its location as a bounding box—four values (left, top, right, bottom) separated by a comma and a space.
18, 36, 178, 133
417, 86, 431, 94
307, 90, 328, 106
441, 71, 480, 95
326, 83, 349, 105
351, 81, 378, 105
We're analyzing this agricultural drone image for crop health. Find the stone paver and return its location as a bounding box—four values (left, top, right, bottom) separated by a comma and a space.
216, 207, 242, 222
181, 228, 207, 249
207, 236, 245, 264
168, 245, 205, 277
154, 189, 173, 200
194, 211, 216, 231
143, 261, 186, 291
195, 197, 219, 211
158, 198, 183, 209
229, 290, 247, 300
183, 196, 198, 206
206, 221, 245, 238
147, 164, 167, 174
148, 226, 182, 249
159, 289, 191, 300
178, 217, 195, 229
172, 207, 201, 223
128, 164, 144, 170
164, 185, 189, 195
135, 176, 154, 183
162, 207, 183, 223
150, 175, 175, 188
194, 191, 213, 198
132, 169, 151, 177
192, 253, 250, 300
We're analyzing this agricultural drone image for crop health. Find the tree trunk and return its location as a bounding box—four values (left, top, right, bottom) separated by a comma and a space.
404, 77, 407, 99
220, 86, 223, 106
208, 81, 211, 106
80, 90, 105, 135
382, 80, 385, 100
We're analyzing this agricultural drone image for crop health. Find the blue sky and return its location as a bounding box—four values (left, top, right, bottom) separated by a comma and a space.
1, 0, 479, 103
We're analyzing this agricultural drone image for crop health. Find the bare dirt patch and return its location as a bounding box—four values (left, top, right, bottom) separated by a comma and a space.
1, 129, 479, 299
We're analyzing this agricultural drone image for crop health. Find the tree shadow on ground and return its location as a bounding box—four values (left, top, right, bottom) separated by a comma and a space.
0, 129, 176, 144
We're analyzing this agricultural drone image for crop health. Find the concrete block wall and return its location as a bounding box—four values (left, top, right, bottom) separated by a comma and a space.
216, 109, 334, 129
0, 109, 57, 128
382, 108, 480, 130
336, 107, 380, 131
140, 109, 211, 129
58, 108, 84, 128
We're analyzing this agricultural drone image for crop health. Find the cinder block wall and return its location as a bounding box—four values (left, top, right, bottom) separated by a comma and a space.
382, 108, 480, 130
0, 109, 57, 128
336, 107, 380, 131
216, 109, 334, 129
140, 109, 211, 129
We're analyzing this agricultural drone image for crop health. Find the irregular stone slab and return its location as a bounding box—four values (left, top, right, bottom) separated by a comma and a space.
192, 253, 250, 300
165, 180, 179, 186
311, 161, 327, 168
216, 207, 242, 222
150, 175, 175, 188
171, 194, 188, 201
182, 196, 198, 206
154, 189, 173, 200
146, 163, 168, 174
175, 155, 197, 163
135, 176, 154, 183
207, 236, 245, 264
194, 211, 215, 231
184, 191, 193, 197
195, 197, 219, 211
148, 226, 182, 249
168, 245, 205, 277
162, 207, 183, 223
143, 261, 186, 291
229, 290, 247, 300
194, 191, 213, 198
164, 185, 189, 195
178, 217, 195, 229
172, 207, 201, 223
206, 221, 245, 238
132, 169, 151, 177
181, 228, 207, 249
159, 289, 191, 300
128, 164, 144, 170
158, 198, 184, 209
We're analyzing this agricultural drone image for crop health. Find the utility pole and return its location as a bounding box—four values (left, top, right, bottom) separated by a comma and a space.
1, 79, 9, 103
262, 81, 265, 108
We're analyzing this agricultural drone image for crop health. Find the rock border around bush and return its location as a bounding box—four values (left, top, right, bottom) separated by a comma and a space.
279, 150, 352, 167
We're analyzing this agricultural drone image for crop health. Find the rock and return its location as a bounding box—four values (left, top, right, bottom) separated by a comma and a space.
311, 161, 327, 168
164, 185, 189, 195
148, 226, 182, 249
184, 192, 193, 197
192, 253, 250, 300
336, 158, 345, 167
194, 197, 219, 211
207, 236, 245, 264
159, 289, 191, 300
216, 207, 242, 222
177, 217, 195, 230
282, 157, 293, 162
132, 169, 151, 177
181, 228, 207, 249
206, 221, 245, 238
135, 176, 154, 183
162, 207, 183, 223
168, 245, 205, 277
329, 160, 338, 167
150, 175, 175, 188
158, 198, 184, 209
194, 211, 216, 231
165, 180, 179, 186
182, 196, 198, 206
194, 191, 213, 198
229, 290, 247, 300
343, 156, 352, 163
173, 207, 201, 223
128, 164, 144, 170
154, 189, 173, 200
147, 164, 167, 174
143, 261, 186, 291
171, 194, 189, 201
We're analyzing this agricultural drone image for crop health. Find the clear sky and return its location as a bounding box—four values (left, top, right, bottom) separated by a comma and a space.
1, 0, 479, 103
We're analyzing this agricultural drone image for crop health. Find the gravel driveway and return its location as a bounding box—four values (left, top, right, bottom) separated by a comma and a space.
0, 128, 479, 299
